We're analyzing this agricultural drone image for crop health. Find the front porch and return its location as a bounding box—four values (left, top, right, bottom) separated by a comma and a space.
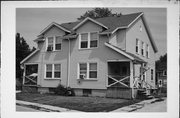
106, 60, 152, 99
22, 64, 39, 92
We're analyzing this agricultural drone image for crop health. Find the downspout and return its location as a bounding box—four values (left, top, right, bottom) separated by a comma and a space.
67, 38, 71, 87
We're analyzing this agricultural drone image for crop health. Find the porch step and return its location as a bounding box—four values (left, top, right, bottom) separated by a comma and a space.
137, 89, 154, 100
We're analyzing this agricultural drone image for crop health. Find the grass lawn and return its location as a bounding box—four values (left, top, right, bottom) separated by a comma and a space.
16, 92, 141, 112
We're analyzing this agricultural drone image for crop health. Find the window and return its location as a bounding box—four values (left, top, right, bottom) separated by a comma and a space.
141, 41, 144, 56
89, 63, 97, 78
146, 44, 150, 58
47, 37, 54, 51
80, 32, 98, 49
55, 36, 62, 50
151, 69, 153, 80
46, 64, 52, 78
79, 63, 87, 79
136, 39, 140, 54
78, 62, 97, 79
90, 32, 98, 48
80, 33, 88, 49
163, 70, 167, 76
45, 64, 61, 79
54, 64, 61, 78
46, 36, 62, 51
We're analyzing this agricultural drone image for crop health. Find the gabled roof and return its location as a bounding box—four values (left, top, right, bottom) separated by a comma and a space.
35, 12, 157, 53
39, 22, 71, 36
20, 49, 40, 64
105, 42, 146, 63
72, 17, 108, 30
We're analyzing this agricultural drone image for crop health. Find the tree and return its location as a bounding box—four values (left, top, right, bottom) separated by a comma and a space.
155, 53, 167, 71
16, 33, 36, 84
77, 8, 122, 20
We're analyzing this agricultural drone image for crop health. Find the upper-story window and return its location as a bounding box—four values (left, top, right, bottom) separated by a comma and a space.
151, 69, 154, 80
146, 44, 150, 58
46, 36, 62, 51
80, 33, 88, 49
47, 37, 54, 51
55, 36, 62, 50
80, 32, 98, 49
90, 32, 98, 48
141, 41, 143, 55
136, 39, 140, 54
141, 41, 145, 56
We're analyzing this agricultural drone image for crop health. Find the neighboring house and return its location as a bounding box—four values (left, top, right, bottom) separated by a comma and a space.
156, 62, 167, 92
20, 12, 158, 99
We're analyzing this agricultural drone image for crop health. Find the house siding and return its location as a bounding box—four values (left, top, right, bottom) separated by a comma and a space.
109, 29, 126, 50
126, 17, 156, 88
25, 26, 69, 87
69, 21, 130, 90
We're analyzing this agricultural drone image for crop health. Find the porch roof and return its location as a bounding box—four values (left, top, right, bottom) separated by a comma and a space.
105, 42, 146, 63
20, 49, 40, 64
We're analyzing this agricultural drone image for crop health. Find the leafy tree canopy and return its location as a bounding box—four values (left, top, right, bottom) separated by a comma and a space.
77, 8, 122, 20
155, 53, 167, 70
16, 33, 36, 79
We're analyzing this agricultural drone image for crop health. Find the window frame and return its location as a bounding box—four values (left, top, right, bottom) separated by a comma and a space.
46, 36, 62, 52
79, 32, 99, 49
78, 62, 98, 80
146, 44, 150, 58
55, 36, 62, 51
45, 63, 61, 79
46, 37, 54, 51
136, 38, 140, 54
141, 41, 144, 56
151, 69, 154, 80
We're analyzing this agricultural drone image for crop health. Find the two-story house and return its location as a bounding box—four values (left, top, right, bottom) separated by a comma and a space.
20, 12, 158, 99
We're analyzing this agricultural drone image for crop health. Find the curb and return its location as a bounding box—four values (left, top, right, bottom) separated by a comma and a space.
112, 98, 166, 112
16, 100, 81, 112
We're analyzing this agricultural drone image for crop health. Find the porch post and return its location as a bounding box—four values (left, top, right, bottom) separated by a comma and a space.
22, 65, 26, 85
130, 61, 134, 88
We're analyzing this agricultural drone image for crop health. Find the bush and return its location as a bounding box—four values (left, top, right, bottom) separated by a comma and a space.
54, 84, 75, 96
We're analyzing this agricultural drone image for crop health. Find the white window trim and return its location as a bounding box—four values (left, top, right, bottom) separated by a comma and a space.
142, 41, 146, 57
147, 45, 150, 58
136, 39, 140, 55
46, 36, 62, 52
77, 62, 98, 80
79, 31, 99, 49
44, 64, 61, 79
151, 69, 154, 81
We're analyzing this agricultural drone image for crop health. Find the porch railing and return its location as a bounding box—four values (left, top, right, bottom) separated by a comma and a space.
133, 76, 155, 89
107, 75, 130, 88
24, 73, 38, 86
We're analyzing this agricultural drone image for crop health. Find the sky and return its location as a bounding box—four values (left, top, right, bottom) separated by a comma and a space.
16, 8, 166, 60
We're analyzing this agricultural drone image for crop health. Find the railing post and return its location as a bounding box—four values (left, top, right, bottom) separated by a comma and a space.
130, 61, 133, 88
22, 65, 25, 85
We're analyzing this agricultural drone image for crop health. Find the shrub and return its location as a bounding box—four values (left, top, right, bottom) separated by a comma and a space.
54, 84, 75, 96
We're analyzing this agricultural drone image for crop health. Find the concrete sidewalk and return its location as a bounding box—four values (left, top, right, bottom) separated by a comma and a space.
112, 97, 166, 112
16, 100, 81, 112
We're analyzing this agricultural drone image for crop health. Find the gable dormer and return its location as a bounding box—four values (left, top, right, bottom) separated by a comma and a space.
35, 22, 71, 52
